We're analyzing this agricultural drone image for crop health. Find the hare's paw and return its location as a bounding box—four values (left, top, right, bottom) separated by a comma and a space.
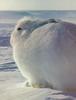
31, 81, 53, 88
31, 83, 44, 88
25, 81, 31, 87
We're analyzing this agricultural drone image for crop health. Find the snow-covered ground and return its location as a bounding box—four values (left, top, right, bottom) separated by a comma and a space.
0, 11, 76, 100
0, 71, 76, 100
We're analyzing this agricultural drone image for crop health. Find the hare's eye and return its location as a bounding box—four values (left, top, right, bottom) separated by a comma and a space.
17, 27, 22, 31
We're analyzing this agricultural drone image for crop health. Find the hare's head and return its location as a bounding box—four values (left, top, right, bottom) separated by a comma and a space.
10, 17, 57, 47
10, 17, 38, 47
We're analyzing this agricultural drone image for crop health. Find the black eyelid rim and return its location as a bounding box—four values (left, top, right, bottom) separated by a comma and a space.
17, 27, 22, 30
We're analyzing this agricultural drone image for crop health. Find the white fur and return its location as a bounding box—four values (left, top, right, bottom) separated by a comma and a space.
11, 17, 76, 92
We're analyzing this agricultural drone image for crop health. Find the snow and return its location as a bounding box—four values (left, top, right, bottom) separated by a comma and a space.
0, 71, 76, 100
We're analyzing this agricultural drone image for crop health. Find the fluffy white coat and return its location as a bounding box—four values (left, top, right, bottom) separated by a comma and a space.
11, 17, 76, 92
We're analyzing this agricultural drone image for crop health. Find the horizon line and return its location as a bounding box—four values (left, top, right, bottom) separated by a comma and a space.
0, 10, 76, 11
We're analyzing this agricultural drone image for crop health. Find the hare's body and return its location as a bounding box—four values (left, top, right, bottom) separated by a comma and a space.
11, 17, 76, 91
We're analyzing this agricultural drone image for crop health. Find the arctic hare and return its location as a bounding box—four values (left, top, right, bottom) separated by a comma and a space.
11, 17, 76, 92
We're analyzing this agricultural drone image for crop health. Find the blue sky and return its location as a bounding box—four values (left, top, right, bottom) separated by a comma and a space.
0, 0, 76, 10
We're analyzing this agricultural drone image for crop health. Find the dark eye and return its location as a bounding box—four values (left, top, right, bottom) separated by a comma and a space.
17, 27, 22, 31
